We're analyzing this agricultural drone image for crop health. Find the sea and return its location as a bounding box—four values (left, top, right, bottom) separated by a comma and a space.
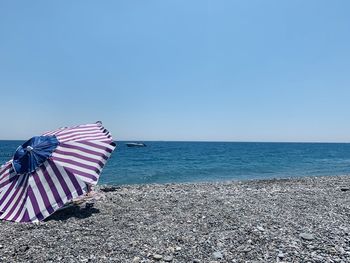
1, 141, 350, 185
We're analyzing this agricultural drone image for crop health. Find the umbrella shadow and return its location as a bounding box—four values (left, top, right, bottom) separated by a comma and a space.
45, 203, 100, 221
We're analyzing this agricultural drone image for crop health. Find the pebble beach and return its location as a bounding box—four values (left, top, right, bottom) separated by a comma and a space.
1, 175, 350, 263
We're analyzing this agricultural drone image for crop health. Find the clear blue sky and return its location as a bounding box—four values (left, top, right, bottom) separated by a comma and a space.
0, 1, 349, 142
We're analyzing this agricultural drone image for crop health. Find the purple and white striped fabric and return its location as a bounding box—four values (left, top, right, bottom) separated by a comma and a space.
0, 122, 116, 223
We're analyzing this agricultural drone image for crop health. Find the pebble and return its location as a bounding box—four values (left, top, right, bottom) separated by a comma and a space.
175, 246, 182, 251
18, 245, 29, 253
153, 254, 163, 260
257, 226, 265, 231
338, 247, 345, 254
313, 255, 324, 262
212, 251, 223, 259
299, 233, 315, 241
163, 255, 174, 262
277, 252, 285, 259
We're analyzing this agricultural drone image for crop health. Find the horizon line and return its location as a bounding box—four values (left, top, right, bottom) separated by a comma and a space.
120, 140, 350, 144
1, 139, 349, 144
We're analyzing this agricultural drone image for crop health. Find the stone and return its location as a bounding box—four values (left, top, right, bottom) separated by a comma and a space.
313, 255, 324, 262
277, 252, 285, 259
212, 251, 223, 259
163, 255, 174, 262
153, 254, 163, 260
341, 187, 350, 192
18, 245, 29, 253
338, 247, 345, 254
299, 233, 314, 241
257, 226, 265, 231
167, 247, 175, 253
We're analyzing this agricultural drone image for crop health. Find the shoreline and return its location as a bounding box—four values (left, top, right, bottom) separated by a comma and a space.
1, 175, 350, 262
98, 173, 350, 190
99, 173, 350, 187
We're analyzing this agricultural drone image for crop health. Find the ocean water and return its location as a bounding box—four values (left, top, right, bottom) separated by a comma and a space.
1, 141, 350, 185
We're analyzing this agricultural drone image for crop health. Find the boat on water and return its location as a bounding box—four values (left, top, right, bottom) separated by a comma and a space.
126, 142, 147, 147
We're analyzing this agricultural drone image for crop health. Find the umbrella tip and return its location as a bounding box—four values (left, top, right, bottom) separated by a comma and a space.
26, 146, 34, 152
96, 121, 103, 125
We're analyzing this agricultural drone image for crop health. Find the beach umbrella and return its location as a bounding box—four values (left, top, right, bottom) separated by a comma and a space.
0, 122, 116, 223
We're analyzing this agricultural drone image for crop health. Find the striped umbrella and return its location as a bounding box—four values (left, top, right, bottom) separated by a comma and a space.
0, 122, 116, 223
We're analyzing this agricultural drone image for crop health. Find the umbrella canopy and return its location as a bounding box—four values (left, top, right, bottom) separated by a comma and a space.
0, 122, 116, 223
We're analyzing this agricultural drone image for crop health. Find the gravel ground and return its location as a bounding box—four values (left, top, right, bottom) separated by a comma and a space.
1, 175, 350, 263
